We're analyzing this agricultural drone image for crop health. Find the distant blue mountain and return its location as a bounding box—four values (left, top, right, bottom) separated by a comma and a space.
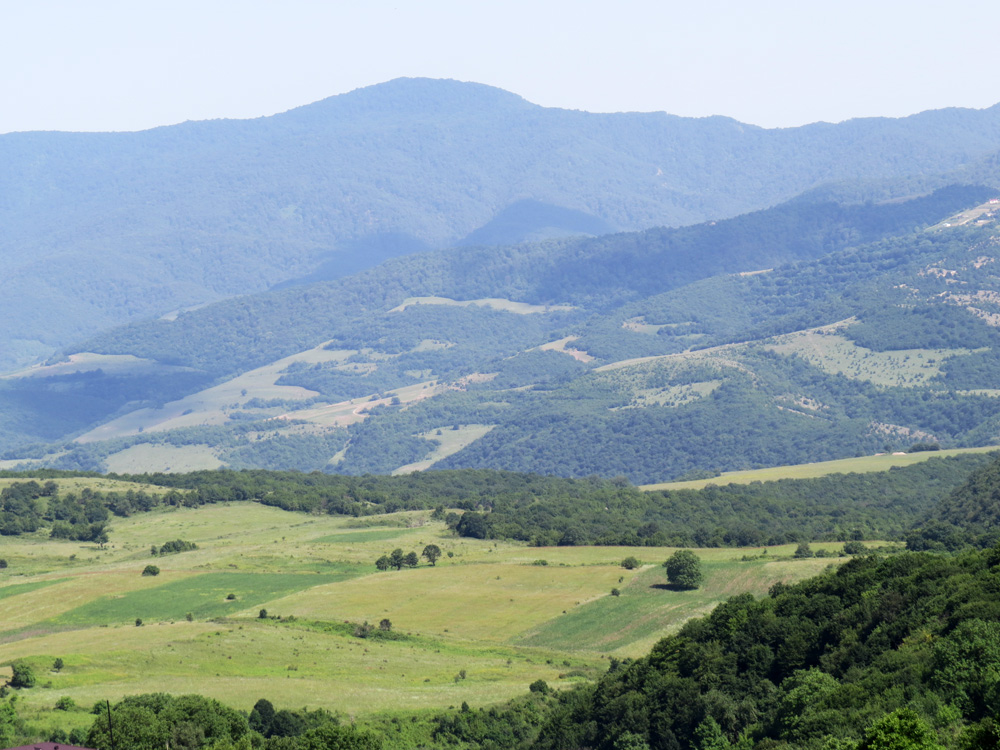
3, 78, 1000, 372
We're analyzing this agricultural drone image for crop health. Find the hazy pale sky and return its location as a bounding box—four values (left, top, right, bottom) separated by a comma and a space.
3, 0, 1000, 134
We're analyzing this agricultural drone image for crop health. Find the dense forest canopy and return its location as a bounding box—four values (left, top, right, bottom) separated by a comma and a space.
4, 452, 1000, 549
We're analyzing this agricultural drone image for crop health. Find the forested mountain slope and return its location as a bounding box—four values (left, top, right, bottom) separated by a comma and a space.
4, 78, 1000, 370
5, 187, 1000, 483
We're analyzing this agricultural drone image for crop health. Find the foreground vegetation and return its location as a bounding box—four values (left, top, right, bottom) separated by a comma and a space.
1, 451, 999, 747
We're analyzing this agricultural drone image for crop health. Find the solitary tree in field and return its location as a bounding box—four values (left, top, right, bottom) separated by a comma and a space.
375, 555, 390, 571
422, 544, 442, 566
9, 662, 35, 688
663, 550, 703, 589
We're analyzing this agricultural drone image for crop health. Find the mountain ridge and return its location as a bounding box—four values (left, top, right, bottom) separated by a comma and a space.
6, 78, 1000, 372
5, 186, 1000, 482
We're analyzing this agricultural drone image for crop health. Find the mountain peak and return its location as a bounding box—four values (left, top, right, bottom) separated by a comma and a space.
285, 77, 537, 123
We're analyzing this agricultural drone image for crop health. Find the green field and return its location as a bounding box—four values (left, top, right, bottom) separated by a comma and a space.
388, 296, 575, 315
0, 500, 859, 722
767, 329, 970, 387
642, 445, 1000, 491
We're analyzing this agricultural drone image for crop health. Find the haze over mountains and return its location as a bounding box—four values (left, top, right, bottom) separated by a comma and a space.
5, 78, 1000, 481
6, 78, 1000, 371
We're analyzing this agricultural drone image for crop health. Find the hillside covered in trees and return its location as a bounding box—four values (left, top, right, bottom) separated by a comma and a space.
5, 451, 999, 549
5, 186, 1000, 483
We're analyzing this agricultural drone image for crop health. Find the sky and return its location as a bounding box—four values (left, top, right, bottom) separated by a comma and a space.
3, 0, 1000, 134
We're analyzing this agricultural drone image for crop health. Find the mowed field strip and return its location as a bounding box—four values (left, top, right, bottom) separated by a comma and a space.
0, 497, 857, 718
642, 445, 1000, 490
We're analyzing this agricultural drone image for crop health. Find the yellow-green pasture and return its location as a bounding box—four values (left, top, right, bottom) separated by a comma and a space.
643, 445, 1000, 491
0, 619, 581, 719
388, 296, 575, 315
103, 443, 225, 473
767, 329, 973, 387
0, 502, 854, 719
391, 425, 496, 474
517, 547, 842, 656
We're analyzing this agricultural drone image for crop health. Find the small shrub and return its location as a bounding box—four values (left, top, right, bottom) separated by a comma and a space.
185, 612, 194, 622
611, 588, 621, 597
843, 541, 869, 556
141, 565, 160, 577
379, 618, 392, 632
529, 679, 550, 694
226, 593, 236, 600
52, 658, 64, 672
621, 556, 640, 570
135, 618, 143, 627
0, 559, 7, 569
55, 696, 75, 711
259, 609, 268, 619
793, 543, 815, 559
531, 559, 549, 566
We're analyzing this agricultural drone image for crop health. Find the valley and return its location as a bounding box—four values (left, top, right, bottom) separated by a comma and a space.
0, 496, 839, 728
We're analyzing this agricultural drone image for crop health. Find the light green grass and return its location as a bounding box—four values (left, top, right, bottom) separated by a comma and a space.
392, 424, 496, 474
0, 476, 176, 494
103, 443, 225, 473
642, 445, 1000, 490
2, 353, 193, 381
389, 296, 575, 315
767, 330, 971, 387
75, 342, 352, 442
311, 529, 413, 544
538, 336, 595, 363
0, 619, 596, 717
0, 500, 862, 720
516, 552, 839, 656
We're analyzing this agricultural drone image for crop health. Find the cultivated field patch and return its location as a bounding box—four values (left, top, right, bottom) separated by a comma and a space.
643, 445, 1000, 490
767, 330, 970, 387
389, 296, 575, 315
392, 424, 496, 474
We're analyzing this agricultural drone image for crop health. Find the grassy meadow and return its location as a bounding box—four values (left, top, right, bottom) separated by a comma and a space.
0, 494, 860, 723
643, 445, 1000, 491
